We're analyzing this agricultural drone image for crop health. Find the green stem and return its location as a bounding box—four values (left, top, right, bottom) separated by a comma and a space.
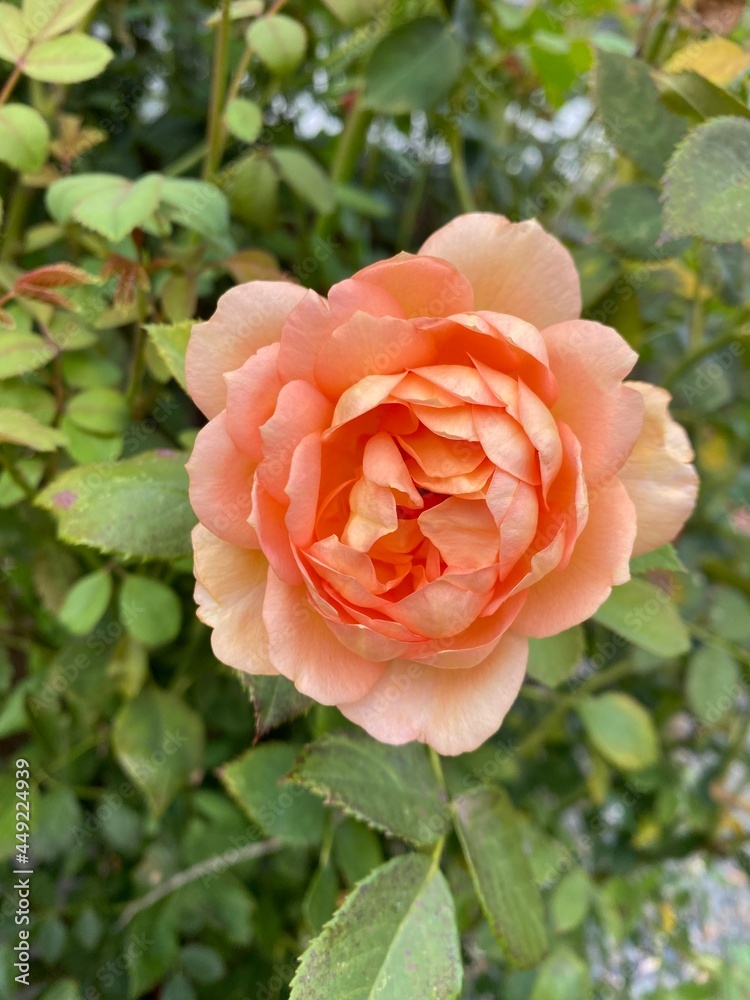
643, 0, 680, 65
126, 286, 150, 410
165, 141, 208, 177
0, 183, 32, 262
516, 659, 638, 760
314, 93, 373, 239
203, 0, 233, 181
428, 747, 448, 871
0, 62, 23, 107
0, 448, 35, 499
117, 838, 280, 929
689, 624, 750, 670
448, 126, 477, 214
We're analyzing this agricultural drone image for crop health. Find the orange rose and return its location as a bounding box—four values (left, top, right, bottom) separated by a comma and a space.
186, 213, 698, 755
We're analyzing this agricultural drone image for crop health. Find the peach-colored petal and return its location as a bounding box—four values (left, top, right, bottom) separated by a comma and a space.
513, 474, 636, 637
187, 281, 306, 419
619, 381, 699, 557
363, 432, 423, 506
410, 364, 498, 405
418, 497, 499, 570
338, 631, 529, 755
355, 253, 474, 318
411, 404, 478, 441
187, 411, 258, 549
193, 524, 274, 674
398, 426, 485, 478
277, 289, 335, 384
486, 472, 540, 570
262, 569, 386, 704
419, 213, 581, 329
258, 380, 333, 501
314, 312, 436, 398
342, 477, 398, 550
406, 457, 495, 496
250, 477, 302, 585
224, 343, 281, 461
386, 568, 497, 639
516, 381, 562, 497
542, 319, 644, 485
473, 407, 541, 484
330, 373, 406, 430
285, 432, 322, 548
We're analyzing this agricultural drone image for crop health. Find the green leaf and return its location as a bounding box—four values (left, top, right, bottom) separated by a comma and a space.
36, 451, 196, 560
180, 944, 225, 984
246, 14, 307, 76
0, 104, 50, 172
272, 146, 336, 214
159, 177, 231, 243
67, 388, 128, 436
23, 0, 101, 41
291, 731, 449, 847
452, 785, 548, 968
527, 626, 584, 687
290, 854, 462, 1000
364, 17, 465, 115
0, 3, 29, 63
125, 901, 180, 998
593, 578, 691, 657
23, 33, 114, 83
662, 116, 750, 242
685, 646, 740, 723
57, 569, 112, 636
572, 246, 620, 307
530, 946, 592, 1000
596, 183, 665, 258
550, 868, 592, 933
578, 693, 659, 771
657, 70, 750, 123
240, 673, 313, 739
0, 408, 64, 451
220, 742, 325, 846
319, 0, 388, 26
47, 172, 164, 242
224, 97, 263, 144
0, 332, 56, 380
595, 50, 686, 178
112, 687, 204, 818
303, 861, 338, 935
204, 0, 263, 25
119, 574, 182, 648
332, 816, 384, 887
708, 588, 750, 644
143, 321, 191, 391
630, 544, 686, 574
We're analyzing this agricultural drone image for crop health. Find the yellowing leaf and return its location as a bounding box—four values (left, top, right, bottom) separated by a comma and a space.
22, 0, 101, 42
0, 407, 65, 451
23, 32, 114, 83
665, 38, 750, 87
0, 104, 50, 172
0, 3, 30, 63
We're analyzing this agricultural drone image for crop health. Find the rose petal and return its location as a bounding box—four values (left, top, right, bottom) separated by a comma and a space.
419, 213, 581, 329
418, 497, 499, 570
355, 253, 474, 317
262, 569, 386, 704
224, 343, 281, 461
258, 380, 334, 501
619, 381, 699, 557
338, 630, 529, 755
542, 319, 644, 485
512, 474, 636, 637
187, 411, 258, 549
193, 524, 274, 674
187, 281, 306, 419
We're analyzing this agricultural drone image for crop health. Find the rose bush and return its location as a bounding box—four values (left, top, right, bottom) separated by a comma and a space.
186, 213, 698, 755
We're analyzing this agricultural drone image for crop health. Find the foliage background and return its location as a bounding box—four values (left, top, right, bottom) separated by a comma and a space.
1, 0, 750, 998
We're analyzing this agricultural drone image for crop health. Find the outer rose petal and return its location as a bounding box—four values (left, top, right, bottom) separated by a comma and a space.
513, 475, 637, 638
619, 381, 699, 557
262, 569, 386, 704
187, 411, 258, 549
542, 319, 644, 485
186, 281, 306, 419
193, 525, 275, 675
419, 213, 581, 329
338, 631, 529, 755
355, 253, 474, 318
224, 343, 281, 461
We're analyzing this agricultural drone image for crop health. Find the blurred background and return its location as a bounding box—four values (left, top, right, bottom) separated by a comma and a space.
1, 1, 750, 998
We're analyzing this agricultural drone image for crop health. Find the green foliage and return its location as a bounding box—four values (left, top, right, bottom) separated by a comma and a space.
291, 731, 449, 846
453, 786, 548, 968
663, 116, 750, 241
289, 854, 462, 1000
1, 1, 749, 997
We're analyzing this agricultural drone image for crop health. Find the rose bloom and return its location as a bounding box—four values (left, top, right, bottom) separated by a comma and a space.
186, 213, 698, 755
